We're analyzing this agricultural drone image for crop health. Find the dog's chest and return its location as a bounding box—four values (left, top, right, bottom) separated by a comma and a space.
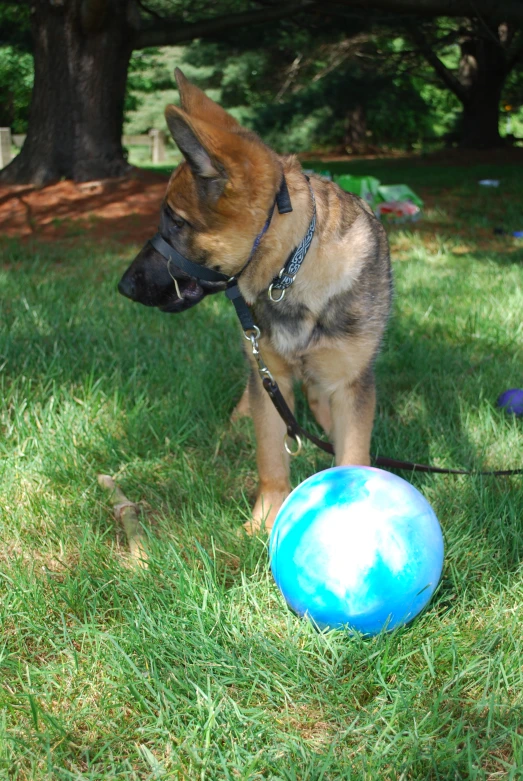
252, 296, 316, 359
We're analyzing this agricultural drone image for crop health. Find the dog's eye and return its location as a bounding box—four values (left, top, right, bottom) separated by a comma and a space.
170, 214, 185, 231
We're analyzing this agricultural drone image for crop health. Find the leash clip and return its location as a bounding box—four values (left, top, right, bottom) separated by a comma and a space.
243, 325, 275, 384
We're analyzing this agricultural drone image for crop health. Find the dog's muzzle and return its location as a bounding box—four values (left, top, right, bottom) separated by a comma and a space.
118, 174, 293, 314
117, 237, 228, 313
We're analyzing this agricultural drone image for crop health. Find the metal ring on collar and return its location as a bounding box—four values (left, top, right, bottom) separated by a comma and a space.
268, 283, 286, 302
284, 433, 302, 457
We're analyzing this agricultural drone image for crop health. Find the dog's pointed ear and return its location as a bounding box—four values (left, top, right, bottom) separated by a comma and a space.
174, 67, 240, 131
165, 105, 222, 180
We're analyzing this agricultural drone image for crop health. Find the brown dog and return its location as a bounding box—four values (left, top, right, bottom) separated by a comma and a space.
119, 69, 392, 533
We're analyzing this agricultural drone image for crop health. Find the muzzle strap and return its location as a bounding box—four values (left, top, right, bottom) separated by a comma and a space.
225, 282, 256, 332
150, 233, 230, 284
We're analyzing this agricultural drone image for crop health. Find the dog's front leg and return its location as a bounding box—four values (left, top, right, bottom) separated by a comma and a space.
330, 368, 376, 466
244, 357, 294, 535
230, 381, 251, 421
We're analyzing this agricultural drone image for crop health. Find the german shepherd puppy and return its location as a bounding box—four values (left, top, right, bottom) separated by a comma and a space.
119, 69, 392, 533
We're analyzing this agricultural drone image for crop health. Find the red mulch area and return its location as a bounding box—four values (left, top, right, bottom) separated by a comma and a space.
1, 149, 522, 247
0, 168, 169, 246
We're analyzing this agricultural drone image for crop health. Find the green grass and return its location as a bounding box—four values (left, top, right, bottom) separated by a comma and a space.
1, 160, 523, 779
126, 147, 181, 170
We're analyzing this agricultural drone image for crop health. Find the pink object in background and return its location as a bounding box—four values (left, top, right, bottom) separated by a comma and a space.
375, 200, 421, 223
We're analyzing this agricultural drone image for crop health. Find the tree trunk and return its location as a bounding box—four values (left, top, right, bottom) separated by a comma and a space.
461, 89, 503, 148
343, 105, 367, 154
413, 21, 512, 149
0, 0, 133, 185
457, 28, 507, 148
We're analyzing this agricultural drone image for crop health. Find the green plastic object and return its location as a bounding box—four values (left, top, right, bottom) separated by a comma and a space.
332, 175, 423, 210
377, 184, 423, 208
333, 175, 381, 207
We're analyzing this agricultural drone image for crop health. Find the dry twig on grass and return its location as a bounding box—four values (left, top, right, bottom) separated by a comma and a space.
97, 474, 148, 567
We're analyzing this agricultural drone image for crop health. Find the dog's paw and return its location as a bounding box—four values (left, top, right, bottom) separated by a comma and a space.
240, 517, 269, 537
243, 489, 288, 536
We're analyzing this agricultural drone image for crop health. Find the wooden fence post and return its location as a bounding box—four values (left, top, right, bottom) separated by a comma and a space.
149, 129, 166, 164
2, 128, 170, 171
0, 128, 12, 168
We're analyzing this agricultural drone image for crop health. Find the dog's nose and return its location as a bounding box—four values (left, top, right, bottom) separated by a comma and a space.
118, 273, 136, 300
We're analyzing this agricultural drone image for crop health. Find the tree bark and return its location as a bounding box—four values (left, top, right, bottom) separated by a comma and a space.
343, 104, 367, 153
412, 22, 510, 149
458, 31, 507, 148
460, 87, 504, 149
0, 0, 133, 185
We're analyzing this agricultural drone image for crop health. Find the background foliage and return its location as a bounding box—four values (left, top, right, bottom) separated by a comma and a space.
114, 25, 523, 153
0, 2, 32, 133
0, 46, 33, 133
124, 36, 462, 154
1, 0, 522, 154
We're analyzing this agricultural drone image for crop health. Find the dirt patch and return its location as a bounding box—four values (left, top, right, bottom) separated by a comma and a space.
0, 167, 169, 245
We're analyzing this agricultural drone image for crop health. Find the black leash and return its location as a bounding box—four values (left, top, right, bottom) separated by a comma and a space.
262, 375, 523, 476
147, 173, 523, 478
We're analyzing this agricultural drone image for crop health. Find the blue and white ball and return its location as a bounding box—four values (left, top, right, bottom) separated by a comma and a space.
269, 466, 444, 634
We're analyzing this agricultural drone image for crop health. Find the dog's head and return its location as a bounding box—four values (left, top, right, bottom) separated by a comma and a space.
118, 68, 282, 313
